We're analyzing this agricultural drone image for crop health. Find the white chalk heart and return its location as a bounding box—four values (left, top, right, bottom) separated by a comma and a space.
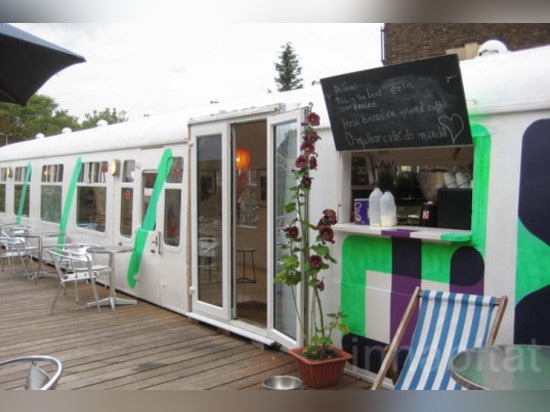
438, 114, 465, 144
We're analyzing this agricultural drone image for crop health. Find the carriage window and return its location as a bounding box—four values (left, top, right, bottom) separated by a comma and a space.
41, 164, 64, 223
77, 161, 107, 231
142, 171, 156, 225
0, 167, 8, 213
167, 157, 183, 183
123, 160, 136, 183
164, 189, 181, 246
41, 164, 63, 182
78, 161, 108, 184
120, 188, 133, 237
14, 166, 31, 217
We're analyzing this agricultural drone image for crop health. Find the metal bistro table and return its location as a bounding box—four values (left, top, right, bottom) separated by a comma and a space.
86, 245, 137, 310
450, 345, 550, 390
19, 230, 64, 280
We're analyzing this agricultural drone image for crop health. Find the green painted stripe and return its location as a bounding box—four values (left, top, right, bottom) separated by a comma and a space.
127, 149, 173, 288
58, 157, 82, 246
440, 232, 471, 242
16, 162, 32, 224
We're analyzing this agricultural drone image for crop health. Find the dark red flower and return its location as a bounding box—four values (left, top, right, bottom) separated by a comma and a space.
309, 255, 323, 269
322, 209, 337, 225
307, 112, 320, 126
309, 156, 318, 170
318, 225, 335, 243
303, 130, 319, 144
300, 141, 315, 155
283, 225, 299, 240
295, 155, 308, 169
301, 176, 312, 189
316, 280, 325, 291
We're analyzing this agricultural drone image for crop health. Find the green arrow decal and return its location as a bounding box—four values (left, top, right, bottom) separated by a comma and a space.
127, 149, 173, 288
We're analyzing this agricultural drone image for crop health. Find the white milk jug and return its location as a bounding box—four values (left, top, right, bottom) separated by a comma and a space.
380, 190, 397, 227
368, 187, 382, 226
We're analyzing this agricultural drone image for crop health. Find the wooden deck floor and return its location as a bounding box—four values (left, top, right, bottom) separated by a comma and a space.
0, 261, 370, 390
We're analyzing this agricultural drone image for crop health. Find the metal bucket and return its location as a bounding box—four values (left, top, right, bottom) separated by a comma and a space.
262, 375, 302, 390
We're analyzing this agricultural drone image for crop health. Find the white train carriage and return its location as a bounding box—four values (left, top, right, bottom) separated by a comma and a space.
1, 44, 550, 382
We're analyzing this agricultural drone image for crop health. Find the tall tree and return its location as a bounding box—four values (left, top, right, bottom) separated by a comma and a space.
79, 107, 128, 130
0, 96, 129, 145
274, 42, 303, 92
0, 95, 79, 144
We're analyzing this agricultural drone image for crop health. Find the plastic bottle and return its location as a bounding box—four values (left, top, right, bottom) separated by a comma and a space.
368, 187, 382, 226
380, 190, 397, 227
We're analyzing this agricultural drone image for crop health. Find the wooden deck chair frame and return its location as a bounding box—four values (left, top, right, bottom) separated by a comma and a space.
371, 286, 508, 390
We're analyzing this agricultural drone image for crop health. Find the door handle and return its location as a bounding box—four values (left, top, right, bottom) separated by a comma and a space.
156, 231, 163, 255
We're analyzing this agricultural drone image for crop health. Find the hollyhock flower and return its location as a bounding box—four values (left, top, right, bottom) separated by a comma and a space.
307, 112, 320, 126
316, 280, 325, 291
301, 176, 312, 189
318, 225, 335, 243
322, 209, 337, 225
304, 130, 319, 144
283, 225, 299, 240
309, 156, 318, 170
309, 255, 323, 269
300, 141, 316, 155
295, 155, 308, 169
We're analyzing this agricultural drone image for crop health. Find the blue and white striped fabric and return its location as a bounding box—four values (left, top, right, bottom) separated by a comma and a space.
394, 290, 497, 390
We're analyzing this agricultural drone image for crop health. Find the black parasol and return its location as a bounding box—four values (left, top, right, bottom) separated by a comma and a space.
0, 23, 85, 105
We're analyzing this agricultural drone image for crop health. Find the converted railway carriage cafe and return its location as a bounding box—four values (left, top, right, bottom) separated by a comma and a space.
1, 44, 550, 382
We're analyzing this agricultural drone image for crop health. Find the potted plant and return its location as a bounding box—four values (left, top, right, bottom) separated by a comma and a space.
275, 106, 351, 389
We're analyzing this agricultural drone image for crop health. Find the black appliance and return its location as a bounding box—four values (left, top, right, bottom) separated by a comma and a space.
436, 188, 472, 230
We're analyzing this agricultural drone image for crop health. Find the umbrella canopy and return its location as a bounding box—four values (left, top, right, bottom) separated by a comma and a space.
0, 23, 86, 105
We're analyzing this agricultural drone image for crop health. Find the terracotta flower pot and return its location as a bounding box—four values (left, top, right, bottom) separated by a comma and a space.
289, 346, 352, 389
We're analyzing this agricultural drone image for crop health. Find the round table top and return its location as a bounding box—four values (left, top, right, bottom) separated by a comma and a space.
87, 245, 135, 254
450, 345, 550, 390
236, 247, 255, 252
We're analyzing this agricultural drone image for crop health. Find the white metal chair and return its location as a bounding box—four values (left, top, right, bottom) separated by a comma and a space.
371, 287, 508, 390
47, 249, 101, 314
0, 236, 34, 278
0, 355, 63, 390
62, 243, 111, 287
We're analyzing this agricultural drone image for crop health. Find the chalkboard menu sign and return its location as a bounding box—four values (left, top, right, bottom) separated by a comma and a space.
320, 54, 472, 151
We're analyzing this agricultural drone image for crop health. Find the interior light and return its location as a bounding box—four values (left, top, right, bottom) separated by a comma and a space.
235, 148, 250, 172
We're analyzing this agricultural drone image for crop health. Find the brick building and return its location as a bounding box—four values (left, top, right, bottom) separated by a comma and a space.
382, 23, 550, 65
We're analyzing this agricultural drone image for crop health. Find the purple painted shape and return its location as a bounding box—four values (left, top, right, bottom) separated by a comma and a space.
450, 278, 484, 295
391, 274, 421, 347
380, 228, 416, 238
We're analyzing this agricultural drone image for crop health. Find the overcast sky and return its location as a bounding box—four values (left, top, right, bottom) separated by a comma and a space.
13, 23, 383, 121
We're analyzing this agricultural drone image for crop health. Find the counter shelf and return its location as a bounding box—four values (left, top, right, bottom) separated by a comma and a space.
333, 223, 471, 243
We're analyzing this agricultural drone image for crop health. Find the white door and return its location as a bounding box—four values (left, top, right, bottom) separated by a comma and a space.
190, 121, 231, 320
266, 108, 306, 348
120, 146, 188, 312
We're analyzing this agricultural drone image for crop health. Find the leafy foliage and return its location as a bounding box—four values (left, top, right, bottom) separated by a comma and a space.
275, 106, 349, 361
79, 107, 128, 130
0, 94, 128, 145
274, 42, 303, 92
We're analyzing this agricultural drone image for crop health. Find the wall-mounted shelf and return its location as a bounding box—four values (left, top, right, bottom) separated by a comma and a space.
333, 223, 471, 243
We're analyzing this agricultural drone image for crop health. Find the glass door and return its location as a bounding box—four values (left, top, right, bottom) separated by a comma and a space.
191, 122, 231, 320
266, 108, 306, 348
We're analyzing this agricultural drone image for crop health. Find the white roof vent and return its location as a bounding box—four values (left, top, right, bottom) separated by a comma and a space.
62, 127, 72, 134
35, 133, 45, 139
96, 119, 108, 127
478, 39, 509, 57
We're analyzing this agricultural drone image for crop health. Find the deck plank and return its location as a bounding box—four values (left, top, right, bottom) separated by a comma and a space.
0, 261, 369, 390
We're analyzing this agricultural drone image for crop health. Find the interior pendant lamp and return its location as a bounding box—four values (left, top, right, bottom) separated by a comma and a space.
235, 148, 250, 172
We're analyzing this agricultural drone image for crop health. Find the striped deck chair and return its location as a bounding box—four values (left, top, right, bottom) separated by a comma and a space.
371, 287, 508, 390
